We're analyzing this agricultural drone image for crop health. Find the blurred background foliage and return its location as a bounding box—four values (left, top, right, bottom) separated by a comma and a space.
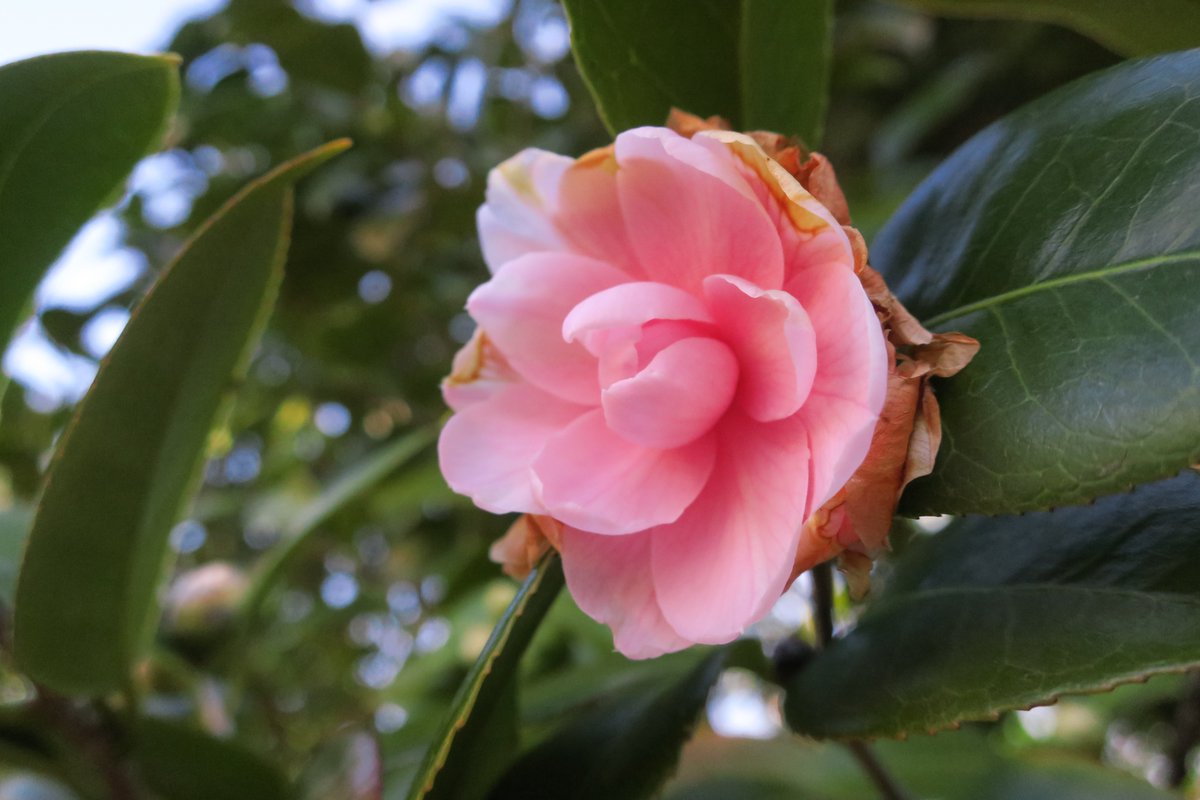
0, 0, 1194, 797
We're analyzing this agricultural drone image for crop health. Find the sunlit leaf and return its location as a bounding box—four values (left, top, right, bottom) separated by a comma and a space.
0, 50, 178, 363
13, 141, 350, 695
872, 49, 1200, 515
407, 552, 563, 800
890, 0, 1200, 56
562, 0, 832, 144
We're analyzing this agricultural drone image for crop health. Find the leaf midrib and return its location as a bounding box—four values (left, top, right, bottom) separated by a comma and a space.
921, 249, 1200, 328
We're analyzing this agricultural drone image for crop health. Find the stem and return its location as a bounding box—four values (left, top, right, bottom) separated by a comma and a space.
31, 686, 143, 800
810, 561, 913, 800
1167, 671, 1200, 788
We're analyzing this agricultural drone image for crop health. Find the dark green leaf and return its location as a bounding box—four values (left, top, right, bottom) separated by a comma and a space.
132, 717, 287, 800
490, 646, 737, 800
784, 586, 1200, 738
562, 0, 832, 143
407, 552, 564, 800
871, 49, 1200, 515
0, 51, 178, 351
664, 731, 1173, 799
887, 470, 1200, 596
13, 141, 351, 695
740, 0, 832, 145
890, 0, 1200, 57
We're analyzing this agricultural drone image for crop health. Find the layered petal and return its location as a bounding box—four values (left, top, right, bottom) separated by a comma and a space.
703, 274, 817, 423
560, 528, 689, 658
555, 146, 643, 275
467, 252, 627, 405
438, 383, 589, 514
476, 148, 573, 271
650, 411, 811, 643
602, 336, 739, 449
533, 410, 716, 535
787, 264, 889, 510
614, 128, 784, 291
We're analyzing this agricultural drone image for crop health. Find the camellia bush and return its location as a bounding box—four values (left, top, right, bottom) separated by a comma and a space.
0, 1, 1198, 798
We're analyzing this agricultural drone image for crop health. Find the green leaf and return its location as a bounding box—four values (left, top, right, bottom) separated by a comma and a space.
871, 49, 1200, 515
887, 470, 1200, 596
783, 586, 1200, 738
132, 717, 287, 800
562, 0, 832, 144
239, 427, 435, 625
489, 645, 737, 800
0, 507, 32, 608
0, 51, 178, 350
407, 552, 564, 800
889, 0, 1200, 57
664, 730, 1173, 799
12, 140, 351, 695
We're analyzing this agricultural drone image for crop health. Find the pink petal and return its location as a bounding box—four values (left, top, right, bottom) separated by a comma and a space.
602, 336, 738, 449
614, 129, 784, 292
467, 252, 627, 405
438, 383, 589, 514
476, 149, 573, 272
703, 274, 817, 422
533, 409, 716, 535
650, 411, 811, 643
555, 151, 644, 276
562, 282, 712, 345
786, 265, 889, 510
559, 527, 690, 659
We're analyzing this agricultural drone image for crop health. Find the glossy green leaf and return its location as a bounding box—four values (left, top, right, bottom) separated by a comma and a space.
665, 731, 1173, 799
489, 645, 739, 800
407, 552, 564, 800
871, 49, 1200, 515
890, 1, 1200, 57
132, 717, 287, 800
0, 50, 178, 357
784, 586, 1200, 738
240, 427, 435, 624
562, 0, 832, 143
13, 141, 351, 695
887, 470, 1200, 596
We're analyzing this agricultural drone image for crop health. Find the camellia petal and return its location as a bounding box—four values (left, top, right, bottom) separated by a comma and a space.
476, 148, 573, 272
467, 252, 627, 405
438, 383, 589, 514
703, 274, 818, 423
602, 336, 739, 449
615, 128, 785, 292
559, 527, 690, 659
649, 411, 811, 643
533, 409, 716, 535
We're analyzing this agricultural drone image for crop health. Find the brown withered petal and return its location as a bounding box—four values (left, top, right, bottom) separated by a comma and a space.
489, 514, 563, 580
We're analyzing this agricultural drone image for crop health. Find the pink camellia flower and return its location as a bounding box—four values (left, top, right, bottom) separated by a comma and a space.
438, 118, 950, 658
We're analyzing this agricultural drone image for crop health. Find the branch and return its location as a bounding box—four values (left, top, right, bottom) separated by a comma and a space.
810, 561, 912, 800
